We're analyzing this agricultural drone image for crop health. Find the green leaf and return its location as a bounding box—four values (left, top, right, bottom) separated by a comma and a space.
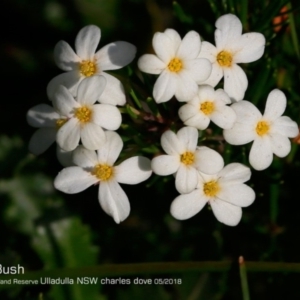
0, 174, 57, 235
172, 1, 193, 24
32, 217, 102, 300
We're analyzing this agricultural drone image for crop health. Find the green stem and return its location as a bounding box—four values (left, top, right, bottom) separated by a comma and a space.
239, 0, 248, 29
239, 257, 250, 300
130, 88, 142, 109
286, 2, 300, 59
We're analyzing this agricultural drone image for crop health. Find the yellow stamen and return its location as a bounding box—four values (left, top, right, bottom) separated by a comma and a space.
74, 106, 92, 123
79, 60, 97, 77
217, 51, 233, 67
93, 164, 113, 181
256, 121, 270, 136
168, 58, 183, 72
203, 180, 220, 197
180, 151, 194, 165
200, 101, 215, 115
55, 118, 68, 130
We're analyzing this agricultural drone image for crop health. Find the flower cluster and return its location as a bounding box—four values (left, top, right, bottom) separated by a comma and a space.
27, 14, 298, 226
138, 13, 298, 225
27, 25, 152, 223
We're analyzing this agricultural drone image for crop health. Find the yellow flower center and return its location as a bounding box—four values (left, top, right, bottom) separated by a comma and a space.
200, 101, 215, 115
256, 121, 270, 136
55, 118, 68, 130
217, 51, 233, 67
180, 151, 194, 165
79, 60, 97, 77
74, 106, 92, 123
203, 180, 220, 197
93, 164, 113, 181
168, 58, 183, 73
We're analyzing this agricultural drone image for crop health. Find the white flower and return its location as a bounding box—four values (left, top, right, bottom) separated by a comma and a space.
223, 89, 299, 170
198, 14, 265, 102
178, 85, 236, 130
151, 126, 224, 194
47, 25, 136, 105
53, 76, 122, 152
27, 103, 63, 155
54, 132, 152, 223
27, 103, 74, 166
138, 29, 212, 103
170, 163, 255, 226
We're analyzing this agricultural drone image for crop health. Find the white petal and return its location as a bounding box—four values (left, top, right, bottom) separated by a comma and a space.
164, 29, 181, 50
47, 71, 81, 101
234, 33, 266, 63
95, 41, 136, 70
177, 31, 201, 59
27, 104, 59, 128
153, 32, 175, 63
263, 89, 286, 121
57, 118, 80, 151
75, 25, 100, 60
73, 145, 98, 169
53, 85, 78, 116
80, 123, 106, 150
272, 116, 299, 138
223, 123, 256, 145
175, 165, 198, 194
99, 181, 130, 223
161, 130, 184, 155
214, 88, 232, 104
151, 155, 180, 176
197, 173, 215, 187
218, 163, 251, 184
249, 137, 273, 170
92, 104, 121, 130
177, 126, 198, 151
170, 190, 207, 220
184, 58, 212, 84
56, 146, 75, 167
178, 101, 199, 117
115, 157, 152, 184
137, 54, 165, 74
54, 166, 98, 193
269, 133, 291, 157
194, 146, 224, 174
215, 14, 242, 49
98, 72, 126, 106
218, 184, 255, 207
153, 71, 177, 103
179, 104, 210, 130
223, 101, 261, 145
210, 199, 242, 226
97, 131, 123, 165
210, 106, 236, 129
175, 70, 198, 102
198, 41, 218, 62
201, 62, 223, 87
77, 76, 106, 105
54, 41, 80, 71
197, 84, 216, 100
223, 64, 248, 102
28, 128, 56, 155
